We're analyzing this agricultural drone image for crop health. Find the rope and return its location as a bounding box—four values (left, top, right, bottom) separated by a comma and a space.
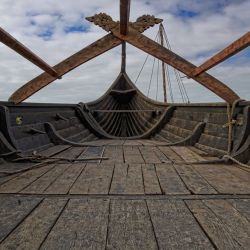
135, 31, 159, 85
147, 57, 156, 97
156, 56, 160, 100
165, 63, 174, 102
162, 25, 189, 103
222, 155, 250, 169
224, 99, 242, 154
0, 155, 109, 176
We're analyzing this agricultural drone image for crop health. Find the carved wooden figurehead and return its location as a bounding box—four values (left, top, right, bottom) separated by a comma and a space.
8, 0, 241, 104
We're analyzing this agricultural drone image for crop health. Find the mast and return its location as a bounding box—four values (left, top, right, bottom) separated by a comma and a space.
159, 24, 167, 102
120, 0, 130, 73
121, 41, 126, 73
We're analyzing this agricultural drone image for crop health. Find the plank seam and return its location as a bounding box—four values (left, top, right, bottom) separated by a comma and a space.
183, 200, 218, 250
37, 199, 70, 250
0, 198, 44, 245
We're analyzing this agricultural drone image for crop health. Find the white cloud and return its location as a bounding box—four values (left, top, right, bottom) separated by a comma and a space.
0, 0, 249, 103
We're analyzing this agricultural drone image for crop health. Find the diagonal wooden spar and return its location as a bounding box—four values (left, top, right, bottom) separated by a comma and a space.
0, 27, 58, 77
120, 0, 131, 35
110, 27, 240, 104
191, 31, 250, 77
9, 34, 122, 103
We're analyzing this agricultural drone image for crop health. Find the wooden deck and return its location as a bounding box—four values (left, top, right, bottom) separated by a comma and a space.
0, 140, 250, 249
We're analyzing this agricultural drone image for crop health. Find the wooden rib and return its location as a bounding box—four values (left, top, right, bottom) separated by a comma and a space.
0, 27, 58, 77
111, 27, 240, 104
120, 0, 131, 35
9, 34, 122, 104
191, 31, 250, 77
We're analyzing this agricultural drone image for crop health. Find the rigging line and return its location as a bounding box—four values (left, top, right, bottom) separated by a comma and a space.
162, 25, 190, 103
165, 62, 174, 102
156, 55, 160, 101
135, 30, 160, 85
174, 69, 185, 102
147, 56, 156, 97
176, 69, 190, 103
156, 34, 160, 101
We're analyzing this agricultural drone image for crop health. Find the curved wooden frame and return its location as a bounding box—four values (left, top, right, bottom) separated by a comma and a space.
8, 0, 241, 104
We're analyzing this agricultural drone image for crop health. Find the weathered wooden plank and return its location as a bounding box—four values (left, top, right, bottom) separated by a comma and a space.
204, 199, 250, 249
174, 164, 217, 194
44, 163, 85, 194
229, 199, 250, 221
38, 145, 70, 157
109, 163, 144, 194
0, 173, 21, 186
80, 146, 104, 163
109, 163, 127, 194
193, 164, 250, 194
158, 146, 183, 163
147, 200, 214, 249
221, 165, 250, 183
155, 164, 190, 194
9, 34, 122, 103
142, 164, 162, 194
102, 146, 124, 163
0, 164, 55, 193
171, 146, 205, 163
186, 200, 243, 249
40, 199, 109, 250
139, 139, 157, 146
0, 196, 41, 242
123, 146, 144, 163
153, 147, 171, 163
139, 146, 161, 164
21, 164, 71, 194
106, 200, 158, 250
0, 198, 67, 250
123, 140, 143, 146
69, 163, 114, 194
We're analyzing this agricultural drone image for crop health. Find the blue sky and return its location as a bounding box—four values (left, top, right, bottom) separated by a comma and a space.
0, 0, 249, 103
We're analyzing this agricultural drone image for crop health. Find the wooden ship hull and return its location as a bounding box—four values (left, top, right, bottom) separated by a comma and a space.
0, 1, 250, 249
0, 72, 250, 162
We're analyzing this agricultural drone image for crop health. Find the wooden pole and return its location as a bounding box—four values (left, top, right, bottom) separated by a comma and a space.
0, 27, 58, 77
121, 41, 126, 72
159, 24, 167, 102
191, 31, 250, 77
120, 0, 131, 35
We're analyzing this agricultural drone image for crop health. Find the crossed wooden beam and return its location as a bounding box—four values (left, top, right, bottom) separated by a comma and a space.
3, 0, 248, 104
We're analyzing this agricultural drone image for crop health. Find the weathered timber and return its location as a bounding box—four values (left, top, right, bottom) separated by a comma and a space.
155, 163, 190, 195
147, 200, 214, 249
111, 27, 240, 104
120, 0, 131, 35
191, 31, 250, 77
9, 34, 122, 103
0, 27, 58, 77
106, 200, 158, 249
0, 198, 67, 250
40, 199, 109, 250
0, 197, 41, 242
